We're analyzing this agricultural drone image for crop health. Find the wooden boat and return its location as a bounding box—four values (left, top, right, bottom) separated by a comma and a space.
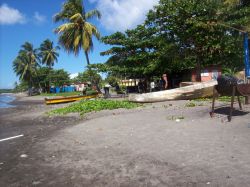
129, 80, 218, 103
45, 94, 99, 104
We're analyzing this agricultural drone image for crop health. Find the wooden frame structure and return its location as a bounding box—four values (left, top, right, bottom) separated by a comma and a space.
210, 84, 250, 121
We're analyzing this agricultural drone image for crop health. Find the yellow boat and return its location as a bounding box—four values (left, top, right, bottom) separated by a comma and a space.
45, 94, 99, 104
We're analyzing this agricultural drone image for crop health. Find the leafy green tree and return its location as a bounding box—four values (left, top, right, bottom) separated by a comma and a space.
48, 69, 71, 87
35, 67, 51, 92
13, 81, 29, 92
99, 0, 250, 82
72, 69, 102, 85
54, 0, 101, 65
39, 39, 60, 69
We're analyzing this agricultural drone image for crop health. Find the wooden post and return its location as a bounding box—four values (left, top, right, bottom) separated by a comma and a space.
237, 96, 242, 110
210, 86, 216, 118
245, 96, 249, 105
228, 86, 236, 122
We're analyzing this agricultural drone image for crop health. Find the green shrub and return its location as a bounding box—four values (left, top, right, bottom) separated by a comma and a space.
185, 102, 196, 107
86, 90, 98, 96
48, 99, 141, 115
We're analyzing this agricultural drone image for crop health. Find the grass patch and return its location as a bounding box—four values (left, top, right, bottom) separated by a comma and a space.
167, 115, 185, 121
192, 97, 211, 102
40, 91, 82, 97
185, 102, 196, 107
48, 99, 141, 115
218, 96, 245, 103
193, 96, 245, 103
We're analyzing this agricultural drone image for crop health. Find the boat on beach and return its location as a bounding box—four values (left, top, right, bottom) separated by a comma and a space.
129, 80, 218, 103
44, 94, 99, 104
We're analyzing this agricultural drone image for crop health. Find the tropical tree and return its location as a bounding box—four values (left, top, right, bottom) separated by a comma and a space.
98, 0, 250, 82
72, 69, 102, 84
13, 51, 38, 95
48, 69, 71, 86
39, 39, 60, 69
54, 0, 101, 65
19, 42, 39, 67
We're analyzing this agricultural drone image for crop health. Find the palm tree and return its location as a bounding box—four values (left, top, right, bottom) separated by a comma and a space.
13, 52, 37, 95
39, 39, 60, 69
54, 0, 101, 65
13, 42, 41, 95
20, 42, 39, 66
39, 39, 60, 92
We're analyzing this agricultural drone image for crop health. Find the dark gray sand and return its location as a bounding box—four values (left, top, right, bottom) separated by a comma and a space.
1, 95, 250, 186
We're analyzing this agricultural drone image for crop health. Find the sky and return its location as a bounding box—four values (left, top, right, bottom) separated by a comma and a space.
0, 0, 158, 89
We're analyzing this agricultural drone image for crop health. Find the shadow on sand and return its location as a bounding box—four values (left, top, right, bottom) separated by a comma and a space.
213, 106, 249, 117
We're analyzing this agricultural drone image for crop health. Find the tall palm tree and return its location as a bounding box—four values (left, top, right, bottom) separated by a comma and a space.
54, 0, 101, 65
39, 39, 60, 69
13, 52, 37, 95
13, 42, 41, 95
20, 42, 39, 66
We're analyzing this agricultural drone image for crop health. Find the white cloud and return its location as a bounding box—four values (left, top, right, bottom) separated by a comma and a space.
89, 0, 159, 32
69, 73, 79, 79
0, 4, 26, 25
33, 12, 46, 24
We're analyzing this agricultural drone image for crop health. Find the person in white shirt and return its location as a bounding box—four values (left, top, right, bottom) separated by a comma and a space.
150, 81, 155, 92
104, 83, 111, 98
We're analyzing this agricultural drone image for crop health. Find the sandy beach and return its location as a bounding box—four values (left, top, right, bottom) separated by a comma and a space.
1, 95, 250, 186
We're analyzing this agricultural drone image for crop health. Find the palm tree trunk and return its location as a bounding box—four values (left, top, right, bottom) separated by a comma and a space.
85, 51, 90, 65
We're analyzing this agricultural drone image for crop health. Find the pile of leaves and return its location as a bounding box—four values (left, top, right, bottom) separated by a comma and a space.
48, 99, 141, 115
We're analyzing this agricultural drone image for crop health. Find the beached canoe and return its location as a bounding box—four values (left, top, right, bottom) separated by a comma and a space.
129, 80, 218, 103
45, 94, 99, 104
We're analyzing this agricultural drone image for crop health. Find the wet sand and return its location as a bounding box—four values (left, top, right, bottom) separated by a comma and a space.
1, 95, 250, 186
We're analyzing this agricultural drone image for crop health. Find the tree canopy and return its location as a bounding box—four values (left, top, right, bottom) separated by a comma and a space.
54, 0, 101, 65
92, 0, 250, 81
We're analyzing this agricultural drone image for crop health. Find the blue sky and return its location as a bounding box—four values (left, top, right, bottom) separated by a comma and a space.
0, 0, 158, 89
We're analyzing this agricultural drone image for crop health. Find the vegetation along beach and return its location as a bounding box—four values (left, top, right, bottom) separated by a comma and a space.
1, 0, 250, 186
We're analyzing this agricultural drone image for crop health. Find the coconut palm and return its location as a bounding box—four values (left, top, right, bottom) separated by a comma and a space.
13, 42, 41, 95
13, 52, 37, 95
54, 0, 101, 65
19, 42, 39, 66
39, 39, 60, 69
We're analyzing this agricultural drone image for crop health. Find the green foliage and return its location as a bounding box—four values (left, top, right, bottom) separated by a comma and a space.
40, 91, 81, 97
166, 115, 185, 121
54, 0, 101, 65
105, 75, 119, 86
49, 69, 71, 86
13, 81, 29, 92
98, 0, 250, 80
48, 99, 140, 115
12, 42, 40, 92
85, 90, 98, 96
0, 89, 14, 93
218, 96, 245, 102
72, 69, 102, 84
39, 39, 60, 68
185, 102, 196, 107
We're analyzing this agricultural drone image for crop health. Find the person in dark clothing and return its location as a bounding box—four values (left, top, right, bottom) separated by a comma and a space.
138, 80, 144, 93
104, 83, 111, 98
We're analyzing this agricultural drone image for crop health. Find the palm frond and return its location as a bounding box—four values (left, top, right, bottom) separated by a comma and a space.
85, 9, 101, 19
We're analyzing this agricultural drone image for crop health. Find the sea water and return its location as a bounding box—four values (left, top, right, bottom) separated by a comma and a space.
0, 94, 15, 108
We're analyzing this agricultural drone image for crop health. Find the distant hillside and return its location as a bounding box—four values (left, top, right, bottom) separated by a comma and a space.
0, 89, 14, 94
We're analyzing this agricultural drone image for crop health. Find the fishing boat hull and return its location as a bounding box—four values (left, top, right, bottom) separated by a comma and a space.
45, 94, 99, 104
129, 80, 218, 103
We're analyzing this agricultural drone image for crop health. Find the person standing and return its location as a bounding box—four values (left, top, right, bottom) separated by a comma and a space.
138, 79, 144, 94
162, 74, 168, 90
150, 81, 155, 92
104, 83, 111, 98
